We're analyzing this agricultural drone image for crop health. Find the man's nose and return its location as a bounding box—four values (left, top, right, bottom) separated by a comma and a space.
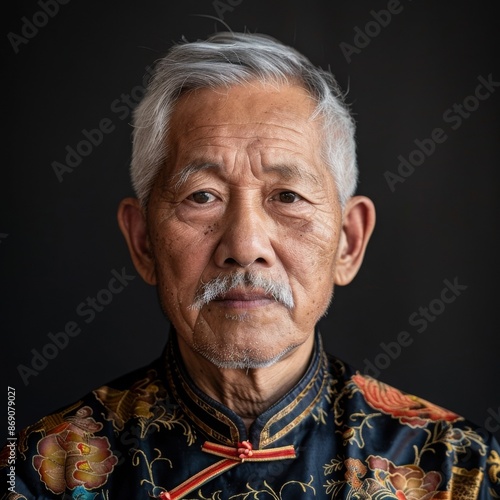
213, 199, 276, 269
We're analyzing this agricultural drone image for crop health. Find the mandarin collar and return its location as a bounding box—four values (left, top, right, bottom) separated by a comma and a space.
164, 330, 331, 449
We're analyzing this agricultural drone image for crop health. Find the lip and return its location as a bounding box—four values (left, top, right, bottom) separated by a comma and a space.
213, 290, 276, 309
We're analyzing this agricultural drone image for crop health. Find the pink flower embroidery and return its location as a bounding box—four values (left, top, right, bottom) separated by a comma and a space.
32, 406, 117, 494
368, 456, 450, 499
352, 374, 460, 427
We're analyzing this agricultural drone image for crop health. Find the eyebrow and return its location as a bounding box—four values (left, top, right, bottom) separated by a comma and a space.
264, 164, 322, 187
170, 162, 220, 191
169, 161, 322, 192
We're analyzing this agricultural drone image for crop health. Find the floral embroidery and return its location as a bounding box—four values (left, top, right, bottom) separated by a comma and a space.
16, 400, 83, 456
351, 374, 460, 428
93, 370, 166, 431
137, 403, 196, 445
4, 338, 500, 498
344, 457, 367, 488
489, 450, 500, 484
323, 457, 369, 497
228, 476, 316, 499
131, 448, 173, 498
323, 456, 343, 476
368, 455, 449, 499
32, 406, 118, 494
414, 422, 487, 466
339, 410, 381, 449
94, 369, 195, 446
323, 455, 450, 499
183, 478, 316, 500
3, 493, 27, 500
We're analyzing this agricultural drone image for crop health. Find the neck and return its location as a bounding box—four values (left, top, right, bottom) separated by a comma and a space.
176, 334, 315, 432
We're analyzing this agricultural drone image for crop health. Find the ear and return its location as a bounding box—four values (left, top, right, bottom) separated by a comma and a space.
334, 196, 376, 286
117, 198, 157, 285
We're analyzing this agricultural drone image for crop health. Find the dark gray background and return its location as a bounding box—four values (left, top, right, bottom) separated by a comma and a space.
2, 0, 499, 443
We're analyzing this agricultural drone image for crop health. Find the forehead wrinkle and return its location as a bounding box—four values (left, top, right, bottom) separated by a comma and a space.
169, 161, 323, 193
180, 132, 308, 149
180, 121, 310, 137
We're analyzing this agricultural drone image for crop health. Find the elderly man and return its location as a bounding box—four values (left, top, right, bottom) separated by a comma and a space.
2, 32, 499, 499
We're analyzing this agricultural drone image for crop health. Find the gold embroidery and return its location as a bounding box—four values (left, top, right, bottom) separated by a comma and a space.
450, 466, 483, 500
324, 455, 453, 499
324, 478, 347, 497
4, 493, 28, 500
170, 378, 238, 445
488, 450, 500, 484
311, 407, 328, 424
137, 404, 196, 445
17, 400, 83, 456
341, 411, 382, 449
166, 345, 240, 445
93, 370, 165, 431
132, 447, 173, 498
323, 456, 344, 476
185, 491, 223, 500
228, 475, 315, 499
344, 457, 367, 488
259, 351, 329, 448
167, 334, 331, 448
412, 423, 488, 466
261, 351, 323, 429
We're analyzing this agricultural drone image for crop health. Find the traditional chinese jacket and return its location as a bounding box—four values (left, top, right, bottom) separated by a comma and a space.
1, 332, 499, 499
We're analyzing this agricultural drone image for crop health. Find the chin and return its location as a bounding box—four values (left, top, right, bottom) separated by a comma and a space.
193, 341, 298, 370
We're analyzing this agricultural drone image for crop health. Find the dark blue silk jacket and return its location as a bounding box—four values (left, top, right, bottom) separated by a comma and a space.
2, 332, 499, 499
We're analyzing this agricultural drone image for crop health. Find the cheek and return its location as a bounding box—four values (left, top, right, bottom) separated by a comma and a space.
150, 220, 217, 301
280, 214, 339, 272
278, 217, 339, 314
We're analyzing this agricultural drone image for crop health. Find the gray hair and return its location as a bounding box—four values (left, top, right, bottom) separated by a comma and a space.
131, 32, 358, 207
189, 270, 294, 311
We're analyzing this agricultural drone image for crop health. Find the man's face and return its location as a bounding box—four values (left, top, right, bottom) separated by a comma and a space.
146, 82, 343, 368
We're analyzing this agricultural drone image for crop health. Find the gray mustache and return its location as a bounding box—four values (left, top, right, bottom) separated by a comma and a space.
190, 271, 294, 310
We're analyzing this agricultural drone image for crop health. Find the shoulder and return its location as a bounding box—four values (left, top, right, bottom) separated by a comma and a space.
22, 358, 168, 448
324, 353, 500, 499
0, 357, 169, 498
326, 352, 464, 428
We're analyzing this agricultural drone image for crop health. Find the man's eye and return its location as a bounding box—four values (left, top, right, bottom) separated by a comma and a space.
278, 192, 301, 203
188, 191, 216, 204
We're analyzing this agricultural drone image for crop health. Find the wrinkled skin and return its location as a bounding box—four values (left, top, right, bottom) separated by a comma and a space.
118, 82, 375, 423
